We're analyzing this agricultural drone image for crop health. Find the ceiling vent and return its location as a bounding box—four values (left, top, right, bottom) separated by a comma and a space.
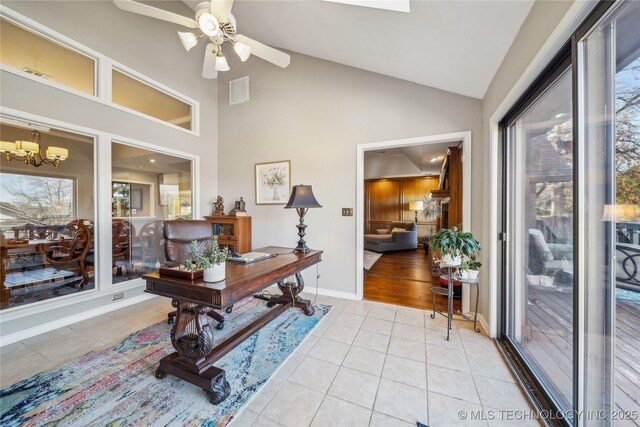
22, 67, 53, 80
229, 76, 249, 106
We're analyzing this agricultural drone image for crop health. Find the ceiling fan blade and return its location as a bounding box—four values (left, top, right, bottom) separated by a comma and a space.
114, 0, 197, 28
210, 0, 234, 22
235, 35, 290, 68
202, 43, 218, 79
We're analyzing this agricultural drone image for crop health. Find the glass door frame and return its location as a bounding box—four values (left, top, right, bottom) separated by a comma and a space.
497, 1, 618, 425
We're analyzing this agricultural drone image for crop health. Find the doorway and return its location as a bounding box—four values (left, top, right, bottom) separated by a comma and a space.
356, 131, 472, 311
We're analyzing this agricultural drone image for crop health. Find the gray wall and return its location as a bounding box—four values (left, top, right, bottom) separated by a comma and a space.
217, 51, 482, 297
0, 0, 218, 336
479, 0, 574, 324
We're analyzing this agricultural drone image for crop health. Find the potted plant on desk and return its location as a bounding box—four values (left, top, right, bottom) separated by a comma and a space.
429, 225, 481, 266
184, 235, 229, 283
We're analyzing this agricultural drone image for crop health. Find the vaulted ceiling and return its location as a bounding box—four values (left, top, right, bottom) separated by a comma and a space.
182, 0, 534, 99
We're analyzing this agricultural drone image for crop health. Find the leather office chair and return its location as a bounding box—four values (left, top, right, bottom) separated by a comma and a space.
164, 219, 227, 329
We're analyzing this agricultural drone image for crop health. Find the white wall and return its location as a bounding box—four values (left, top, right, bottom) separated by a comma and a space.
364, 153, 422, 179
217, 51, 482, 297
0, 0, 218, 338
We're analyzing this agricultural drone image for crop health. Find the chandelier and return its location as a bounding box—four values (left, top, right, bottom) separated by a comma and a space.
0, 130, 68, 168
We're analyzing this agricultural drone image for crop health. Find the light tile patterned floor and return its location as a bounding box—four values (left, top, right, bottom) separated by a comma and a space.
0, 293, 539, 426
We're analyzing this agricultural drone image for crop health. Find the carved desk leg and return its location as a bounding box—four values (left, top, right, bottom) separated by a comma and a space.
155, 299, 231, 405
267, 272, 315, 316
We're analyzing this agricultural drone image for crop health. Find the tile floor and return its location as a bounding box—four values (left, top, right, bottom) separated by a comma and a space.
0, 292, 539, 426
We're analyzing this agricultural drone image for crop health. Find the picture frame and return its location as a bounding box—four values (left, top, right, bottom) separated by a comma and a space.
255, 160, 291, 205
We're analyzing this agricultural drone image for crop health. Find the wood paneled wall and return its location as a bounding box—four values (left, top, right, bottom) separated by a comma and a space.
364, 176, 440, 234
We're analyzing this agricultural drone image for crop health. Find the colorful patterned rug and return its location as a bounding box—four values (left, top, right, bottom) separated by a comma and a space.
0, 297, 331, 427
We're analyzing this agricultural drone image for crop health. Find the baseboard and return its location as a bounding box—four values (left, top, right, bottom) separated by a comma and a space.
477, 313, 491, 337
0, 293, 157, 346
313, 287, 358, 301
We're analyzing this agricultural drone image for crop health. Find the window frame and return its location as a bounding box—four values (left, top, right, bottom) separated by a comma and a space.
0, 6, 200, 136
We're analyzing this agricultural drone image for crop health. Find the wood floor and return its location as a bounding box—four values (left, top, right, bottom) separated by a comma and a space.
525, 286, 640, 421
364, 249, 461, 311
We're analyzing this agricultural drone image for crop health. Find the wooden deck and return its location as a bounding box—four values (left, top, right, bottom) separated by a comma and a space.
524, 286, 640, 422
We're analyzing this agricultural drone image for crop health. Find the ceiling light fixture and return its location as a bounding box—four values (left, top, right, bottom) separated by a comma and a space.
178, 31, 203, 52
0, 131, 68, 168
197, 11, 220, 37
149, 159, 156, 163
430, 155, 444, 163
233, 40, 251, 62
215, 50, 230, 72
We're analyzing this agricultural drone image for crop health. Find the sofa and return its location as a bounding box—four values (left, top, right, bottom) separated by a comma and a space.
364, 221, 418, 252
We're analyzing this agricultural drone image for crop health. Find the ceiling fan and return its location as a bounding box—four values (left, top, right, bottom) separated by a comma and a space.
113, 0, 290, 79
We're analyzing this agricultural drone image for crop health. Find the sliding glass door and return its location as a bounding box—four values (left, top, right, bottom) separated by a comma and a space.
504, 65, 575, 413
579, 0, 640, 420
501, 1, 640, 425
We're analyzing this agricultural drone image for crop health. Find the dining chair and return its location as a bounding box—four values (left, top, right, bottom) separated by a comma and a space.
37, 222, 92, 292
139, 219, 165, 273
112, 219, 135, 278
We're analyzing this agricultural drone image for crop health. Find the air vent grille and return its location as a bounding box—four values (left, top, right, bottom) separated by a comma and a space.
229, 76, 249, 106
22, 67, 53, 80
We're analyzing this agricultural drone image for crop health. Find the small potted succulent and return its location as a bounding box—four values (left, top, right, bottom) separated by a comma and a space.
429, 226, 481, 266
184, 235, 229, 282
460, 254, 482, 280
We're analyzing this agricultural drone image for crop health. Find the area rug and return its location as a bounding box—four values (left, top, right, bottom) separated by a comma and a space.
364, 250, 383, 271
0, 297, 331, 427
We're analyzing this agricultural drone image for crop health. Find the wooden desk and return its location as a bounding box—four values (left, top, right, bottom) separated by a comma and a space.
142, 246, 322, 404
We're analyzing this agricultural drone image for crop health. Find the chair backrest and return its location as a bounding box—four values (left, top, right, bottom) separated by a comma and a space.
529, 229, 554, 262
38, 222, 91, 266
112, 219, 135, 258
140, 220, 165, 250
164, 220, 213, 265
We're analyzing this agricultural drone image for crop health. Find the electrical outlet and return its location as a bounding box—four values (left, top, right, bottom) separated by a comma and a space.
342, 208, 353, 216
113, 292, 124, 301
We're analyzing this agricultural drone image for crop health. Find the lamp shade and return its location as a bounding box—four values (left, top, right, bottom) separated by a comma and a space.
285, 185, 322, 209
0, 141, 16, 152
178, 31, 199, 52
215, 53, 230, 72
15, 140, 39, 154
234, 41, 251, 62
409, 200, 424, 211
602, 204, 637, 222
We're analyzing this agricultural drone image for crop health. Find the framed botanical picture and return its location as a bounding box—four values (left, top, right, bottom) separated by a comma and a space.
255, 160, 291, 205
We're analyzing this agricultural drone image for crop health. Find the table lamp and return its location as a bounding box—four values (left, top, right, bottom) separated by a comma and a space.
409, 200, 424, 223
284, 184, 322, 253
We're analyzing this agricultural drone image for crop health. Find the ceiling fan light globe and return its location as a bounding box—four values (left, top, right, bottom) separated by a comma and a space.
215, 53, 230, 72
234, 41, 251, 62
198, 12, 220, 37
178, 31, 198, 52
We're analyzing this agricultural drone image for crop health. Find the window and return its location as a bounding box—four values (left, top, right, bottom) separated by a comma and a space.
0, 18, 95, 96
111, 142, 192, 284
111, 70, 193, 130
0, 122, 95, 309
